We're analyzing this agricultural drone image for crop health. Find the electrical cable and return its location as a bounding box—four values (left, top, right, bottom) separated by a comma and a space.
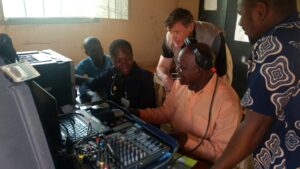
60, 117, 76, 140
58, 113, 86, 141
58, 112, 85, 118
69, 119, 77, 140
87, 122, 92, 135
60, 122, 70, 139
73, 132, 98, 148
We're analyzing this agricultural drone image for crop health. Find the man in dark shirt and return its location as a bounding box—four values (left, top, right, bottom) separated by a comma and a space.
156, 8, 233, 92
79, 39, 156, 109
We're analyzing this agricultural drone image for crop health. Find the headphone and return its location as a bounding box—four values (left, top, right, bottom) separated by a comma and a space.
171, 43, 219, 165
184, 37, 215, 70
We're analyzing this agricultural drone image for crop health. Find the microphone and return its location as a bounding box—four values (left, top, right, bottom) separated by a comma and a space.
110, 68, 125, 98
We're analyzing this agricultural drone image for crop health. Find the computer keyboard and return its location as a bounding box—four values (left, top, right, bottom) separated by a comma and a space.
59, 110, 111, 142
59, 116, 95, 142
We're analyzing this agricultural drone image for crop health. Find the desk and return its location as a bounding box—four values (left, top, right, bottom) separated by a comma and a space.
59, 100, 179, 169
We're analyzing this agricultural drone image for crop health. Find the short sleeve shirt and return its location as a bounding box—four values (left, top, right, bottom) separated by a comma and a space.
161, 21, 231, 81
241, 13, 300, 168
75, 55, 112, 78
161, 21, 220, 60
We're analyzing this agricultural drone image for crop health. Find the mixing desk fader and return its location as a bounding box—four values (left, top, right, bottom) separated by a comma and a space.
105, 123, 171, 168
74, 121, 174, 169
69, 101, 178, 169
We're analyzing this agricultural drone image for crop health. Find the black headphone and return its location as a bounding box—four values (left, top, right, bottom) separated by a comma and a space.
171, 40, 219, 164
184, 37, 215, 70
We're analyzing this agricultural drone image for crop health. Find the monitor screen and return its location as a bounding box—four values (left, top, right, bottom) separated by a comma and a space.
27, 81, 62, 166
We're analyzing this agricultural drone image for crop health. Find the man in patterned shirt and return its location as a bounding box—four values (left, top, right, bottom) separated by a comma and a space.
212, 0, 300, 168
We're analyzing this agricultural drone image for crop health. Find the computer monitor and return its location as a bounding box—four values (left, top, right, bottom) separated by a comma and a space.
27, 81, 62, 168
19, 50, 75, 107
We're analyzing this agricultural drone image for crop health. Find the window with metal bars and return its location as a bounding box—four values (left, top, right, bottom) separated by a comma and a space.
1, 0, 128, 23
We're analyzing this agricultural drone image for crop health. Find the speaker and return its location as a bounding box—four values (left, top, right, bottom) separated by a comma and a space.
18, 49, 75, 107
184, 37, 215, 70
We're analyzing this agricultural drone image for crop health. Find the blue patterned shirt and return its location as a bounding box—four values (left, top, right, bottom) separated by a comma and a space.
75, 55, 112, 78
241, 13, 300, 168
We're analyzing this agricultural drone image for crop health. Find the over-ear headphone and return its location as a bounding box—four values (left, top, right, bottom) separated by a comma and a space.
184, 37, 215, 70
171, 39, 219, 164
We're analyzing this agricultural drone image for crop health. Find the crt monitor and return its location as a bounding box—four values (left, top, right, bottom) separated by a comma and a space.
27, 81, 62, 167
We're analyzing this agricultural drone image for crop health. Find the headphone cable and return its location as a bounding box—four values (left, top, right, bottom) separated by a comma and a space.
170, 75, 219, 167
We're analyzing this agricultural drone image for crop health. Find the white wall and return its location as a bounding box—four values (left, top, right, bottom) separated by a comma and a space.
178, 0, 200, 20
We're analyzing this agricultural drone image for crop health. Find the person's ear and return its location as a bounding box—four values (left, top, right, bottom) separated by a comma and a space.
84, 49, 89, 56
254, 1, 268, 21
187, 22, 194, 33
195, 66, 202, 74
